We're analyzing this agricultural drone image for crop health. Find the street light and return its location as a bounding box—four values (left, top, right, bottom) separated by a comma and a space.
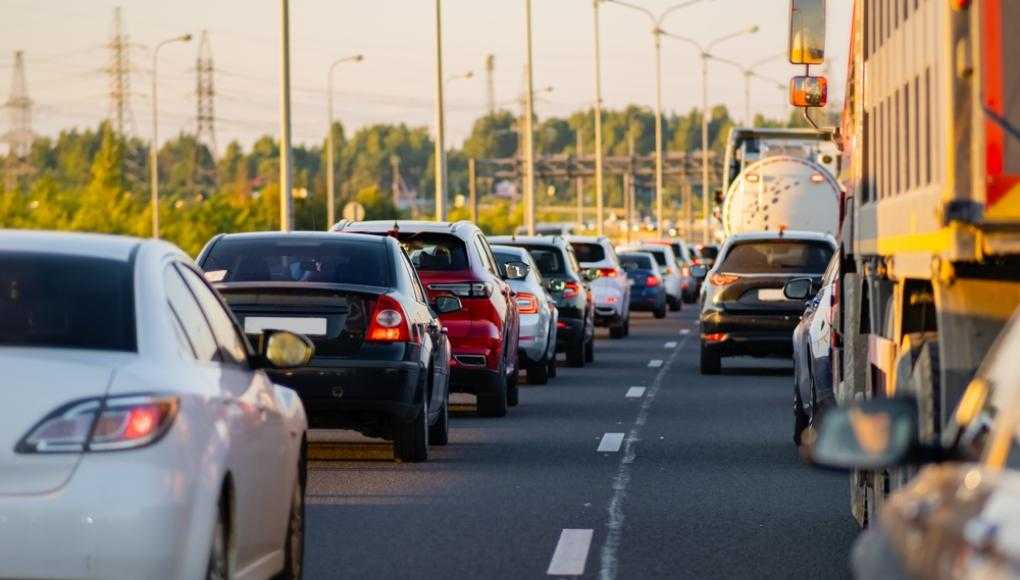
149, 33, 192, 239
708, 52, 783, 126
523, 0, 536, 235
326, 53, 364, 229
662, 25, 759, 243
601, 0, 711, 237
433, 0, 448, 221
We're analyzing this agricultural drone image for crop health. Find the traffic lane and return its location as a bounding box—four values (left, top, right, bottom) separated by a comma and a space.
303, 310, 685, 579
611, 328, 857, 580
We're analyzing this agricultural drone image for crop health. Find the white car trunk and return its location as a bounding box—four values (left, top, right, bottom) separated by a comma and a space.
0, 349, 122, 495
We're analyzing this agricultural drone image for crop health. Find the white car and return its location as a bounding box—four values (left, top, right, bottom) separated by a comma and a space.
0, 231, 311, 580
635, 245, 684, 311
567, 235, 631, 338
492, 245, 558, 384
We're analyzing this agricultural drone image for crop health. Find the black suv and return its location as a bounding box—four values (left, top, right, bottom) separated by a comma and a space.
490, 236, 595, 367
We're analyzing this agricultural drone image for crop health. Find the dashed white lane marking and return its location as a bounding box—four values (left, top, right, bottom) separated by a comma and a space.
597, 433, 625, 452
664, 341, 677, 349
547, 529, 594, 576
625, 387, 646, 398
647, 359, 663, 368
599, 335, 689, 580
679, 328, 691, 335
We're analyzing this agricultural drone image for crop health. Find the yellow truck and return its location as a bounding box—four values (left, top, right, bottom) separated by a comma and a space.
789, 0, 1020, 525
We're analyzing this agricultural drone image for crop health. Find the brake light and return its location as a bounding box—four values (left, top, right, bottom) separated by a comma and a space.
710, 273, 739, 286
557, 321, 568, 329
562, 281, 581, 299
516, 292, 540, 314
703, 332, 728, 343
367, 295, 414, 342
645, 275, 661, 287
16, 395, 179, 454
428, 282, 492, 298
598, 268, 619, 278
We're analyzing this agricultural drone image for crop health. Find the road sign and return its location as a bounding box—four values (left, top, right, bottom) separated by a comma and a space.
342, 201, 366, 221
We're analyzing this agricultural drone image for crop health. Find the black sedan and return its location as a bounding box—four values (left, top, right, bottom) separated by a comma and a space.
697, 231, 835, 375
198, 231, 458, 462
490, 235, 595, 368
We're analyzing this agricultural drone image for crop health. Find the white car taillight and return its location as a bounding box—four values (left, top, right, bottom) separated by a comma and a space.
16, 394, 180, 454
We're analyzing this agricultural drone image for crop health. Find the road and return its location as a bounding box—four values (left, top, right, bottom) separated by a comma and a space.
304, 308, 859, 579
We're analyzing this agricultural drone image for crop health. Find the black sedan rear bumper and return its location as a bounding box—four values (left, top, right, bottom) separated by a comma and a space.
555, 316, 585, 351
700, 309, 801, 358
268, 359, 423, 433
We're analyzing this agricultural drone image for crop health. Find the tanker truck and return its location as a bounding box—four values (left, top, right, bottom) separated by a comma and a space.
720, 154, 841, 238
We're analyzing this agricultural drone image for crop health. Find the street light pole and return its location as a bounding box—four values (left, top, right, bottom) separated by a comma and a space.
433, 0, 448, 221
592, 0, 604, 235
523, 0, 536, 235
602, 0, 711, 237
326, 54, 364, 229
279, 0, 294, 232
708, 52, 783, 127
149, 33, 191, 239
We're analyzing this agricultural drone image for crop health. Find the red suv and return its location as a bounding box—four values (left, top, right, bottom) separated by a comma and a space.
335, 220, 523, 417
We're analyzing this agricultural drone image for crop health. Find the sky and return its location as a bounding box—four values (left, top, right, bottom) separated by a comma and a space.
0, 0, 851, 153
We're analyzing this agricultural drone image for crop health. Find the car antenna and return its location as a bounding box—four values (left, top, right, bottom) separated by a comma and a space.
387, 221, 400, 237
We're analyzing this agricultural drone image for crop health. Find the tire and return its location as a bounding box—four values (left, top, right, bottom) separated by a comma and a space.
623, 316, 630, 337
668, 296, 682, 311
609, 321, 626, 339
278, 453, 306, 580
527, 362, 549, 385
793, 390, 809, 446
428, 391, 449, 446
566, 336, 585, 367
394, 398, 429, 462
653, 304, 667, 319
206, 497, 230, 580
548, 357, 558, 378
584, 337, 594, 363
477, 365, 509, 417
699, 345, 721, 375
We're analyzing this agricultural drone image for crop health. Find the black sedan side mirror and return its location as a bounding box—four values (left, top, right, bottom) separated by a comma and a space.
432, 295, 463, 314
810, 398, 922, 471
783, 277, 815, 300
257, 330, 314, 369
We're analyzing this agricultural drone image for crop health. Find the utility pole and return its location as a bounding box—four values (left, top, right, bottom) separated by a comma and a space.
106, 7, 135, 137
468, 157, 477, 222
484, 54, 496, 116
700, 54, 710, 243
2, 51, 34, 191
575, 131, 584, 226
433, 0, 448, 221
626, 128, 636, 243
196, 31, 217, 158
391, 155, 402, 209
327, 54, 363, 228
591, 0, 605, 235
279, 0, 294, 231
151, 34, 192, 239
522, 0, 536, 235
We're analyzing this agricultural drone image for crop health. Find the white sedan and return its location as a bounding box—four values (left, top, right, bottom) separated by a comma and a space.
0, 231, 311, 580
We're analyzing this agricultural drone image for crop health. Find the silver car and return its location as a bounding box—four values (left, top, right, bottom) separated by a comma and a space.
491, 245, 558, 384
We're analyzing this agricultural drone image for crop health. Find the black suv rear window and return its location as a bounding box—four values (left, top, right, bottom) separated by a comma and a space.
519, 245, 565, 276
0, 253, 136, 351
202, 237, 391, 286
571, 242, 605, 263
719, 240, 833, 274
620, 254, 653, 270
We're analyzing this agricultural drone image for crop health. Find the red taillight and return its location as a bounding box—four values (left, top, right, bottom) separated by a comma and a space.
563, 281, 581, 299
645, 275, 661, 287
516, 292, 540, 314
598, 268, 619, 278
367, 295, 414, 342
17, 395, 179, 454
703, 332, 728, 343
556, 321, 568, 329
710, 273, 739, 286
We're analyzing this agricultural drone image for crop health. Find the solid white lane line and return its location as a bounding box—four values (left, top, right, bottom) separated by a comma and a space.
599, 336, 690, 580
625, 387, 646, 398
664, 341, 677, 349
648, 359, 663, 368
547, 529, 594, 576
597, 433, 625, 452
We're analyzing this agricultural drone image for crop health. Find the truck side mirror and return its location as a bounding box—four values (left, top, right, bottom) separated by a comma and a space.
790, 76, 828, 108
789, 0, 827, 65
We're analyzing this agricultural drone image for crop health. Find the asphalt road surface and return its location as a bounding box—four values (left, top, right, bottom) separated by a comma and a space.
304, 309, 858, 579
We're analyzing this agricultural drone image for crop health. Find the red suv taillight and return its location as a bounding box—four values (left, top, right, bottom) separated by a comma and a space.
516, 292, 540, 314
367, 295, 414, 342
428, 282, 492, 298
598, 267, 619, 278
645, 275, 661, 287
563, 281, 581, 299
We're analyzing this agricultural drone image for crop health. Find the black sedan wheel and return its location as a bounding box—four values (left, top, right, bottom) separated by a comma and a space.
395, 399, 429, 462
429, 391, 450, 446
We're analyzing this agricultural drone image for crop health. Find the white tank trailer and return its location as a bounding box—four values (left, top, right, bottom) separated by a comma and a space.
721, 155, 840, 237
